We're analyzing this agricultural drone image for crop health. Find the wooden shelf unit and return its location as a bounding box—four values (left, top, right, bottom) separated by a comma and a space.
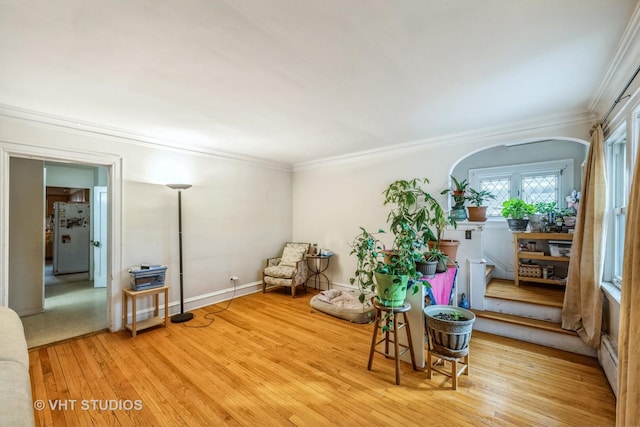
122, 285, 169, 337
513, 232, 573, 287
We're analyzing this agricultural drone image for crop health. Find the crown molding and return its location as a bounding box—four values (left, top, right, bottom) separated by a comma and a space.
0, 103, 595, 173
0, 104, 292, 171
588, 1, 640, 115
293, 110, 596, 171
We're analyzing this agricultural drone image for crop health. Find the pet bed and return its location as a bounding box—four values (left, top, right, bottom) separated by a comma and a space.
310, 289, 375, 323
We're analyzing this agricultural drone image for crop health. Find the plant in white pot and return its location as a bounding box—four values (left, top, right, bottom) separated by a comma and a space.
532, 201, 557, 232
465, 188, 496, 223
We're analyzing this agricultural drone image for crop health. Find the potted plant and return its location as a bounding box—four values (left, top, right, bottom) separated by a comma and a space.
501, 198, 535, 231
423, 305, 476, 358
349, 227, 420, 308
465, 188, 496, 222
382, 178, 438, 252
425, 248, 450, 274
426, 204, 459, 263
350, 178, 438, 308
531, 201, 557, 232
558, 207, 577, 227
441, 176, 469, 221
415, 252, 438, 278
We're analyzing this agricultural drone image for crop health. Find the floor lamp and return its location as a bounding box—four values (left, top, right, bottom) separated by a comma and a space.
167, 184, 193, 323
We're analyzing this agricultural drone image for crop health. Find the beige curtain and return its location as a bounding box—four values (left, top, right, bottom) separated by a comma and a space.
616, 128, 640, 426
562, 124, 607, 348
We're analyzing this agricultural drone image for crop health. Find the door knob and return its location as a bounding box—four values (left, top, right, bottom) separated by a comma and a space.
90, 240, 101, 247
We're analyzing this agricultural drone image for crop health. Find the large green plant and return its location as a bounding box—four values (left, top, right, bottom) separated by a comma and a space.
350, 178, 441, 302
382, 178, 441, 253
349, 227, 422, 303
500, 198, 535, 219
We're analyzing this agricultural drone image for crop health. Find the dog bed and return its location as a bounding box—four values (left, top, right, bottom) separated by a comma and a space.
310, 289, 375, 323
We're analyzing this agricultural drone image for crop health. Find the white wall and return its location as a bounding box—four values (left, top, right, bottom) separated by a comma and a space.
293, 122, 593, 302
0, 114, 293, 330
9, 157, 44, 315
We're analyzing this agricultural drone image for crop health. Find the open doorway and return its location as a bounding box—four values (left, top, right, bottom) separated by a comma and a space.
17, 161, 110, 348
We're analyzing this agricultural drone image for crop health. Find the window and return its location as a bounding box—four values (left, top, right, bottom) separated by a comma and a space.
605, 125, 630, 288
470, 160, 574, 217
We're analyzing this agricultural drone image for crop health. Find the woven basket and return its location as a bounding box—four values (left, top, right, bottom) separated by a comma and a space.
518, 262, 542, 278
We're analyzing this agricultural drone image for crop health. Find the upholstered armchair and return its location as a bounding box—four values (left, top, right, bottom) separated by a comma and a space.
263, 242, 311, 297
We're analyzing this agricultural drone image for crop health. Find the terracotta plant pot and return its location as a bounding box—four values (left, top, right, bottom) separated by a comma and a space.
438, 239, 460, 262
467, 206, 488, 222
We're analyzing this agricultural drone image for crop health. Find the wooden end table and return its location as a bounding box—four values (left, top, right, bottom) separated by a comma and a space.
122, 285, 169, 337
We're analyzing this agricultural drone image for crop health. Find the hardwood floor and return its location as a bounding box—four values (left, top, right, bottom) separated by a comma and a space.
29, 290, 616, 426
486, 278, 565, 307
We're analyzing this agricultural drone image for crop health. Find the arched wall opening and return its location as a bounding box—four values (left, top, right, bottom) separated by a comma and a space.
444, 137, 590, 282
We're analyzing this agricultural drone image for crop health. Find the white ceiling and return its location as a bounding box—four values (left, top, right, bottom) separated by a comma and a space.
0, 0, 638, 165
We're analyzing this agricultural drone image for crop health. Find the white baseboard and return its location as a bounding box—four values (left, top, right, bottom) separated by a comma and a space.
124, 281, 262, 325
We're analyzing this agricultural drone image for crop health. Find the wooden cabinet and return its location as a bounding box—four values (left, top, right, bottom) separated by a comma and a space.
513, 232, 573, 287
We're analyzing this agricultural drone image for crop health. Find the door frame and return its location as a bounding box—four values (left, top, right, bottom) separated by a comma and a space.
0, 141, 122, 332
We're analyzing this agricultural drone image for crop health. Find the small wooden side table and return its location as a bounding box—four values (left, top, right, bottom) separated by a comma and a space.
122, 285, 169, 337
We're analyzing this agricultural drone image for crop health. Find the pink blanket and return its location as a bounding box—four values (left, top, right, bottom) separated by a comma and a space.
422, 266, 457, 305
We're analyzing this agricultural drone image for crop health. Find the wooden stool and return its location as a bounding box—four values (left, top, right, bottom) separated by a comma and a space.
426, 346, 470, 390
367, 299, 417, 385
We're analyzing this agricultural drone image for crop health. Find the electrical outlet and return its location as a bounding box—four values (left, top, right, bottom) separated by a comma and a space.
465, 230, 472, 240
230, 276, 239, 281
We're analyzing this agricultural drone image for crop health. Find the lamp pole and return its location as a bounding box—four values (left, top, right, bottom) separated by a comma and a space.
167, 184, 193, 323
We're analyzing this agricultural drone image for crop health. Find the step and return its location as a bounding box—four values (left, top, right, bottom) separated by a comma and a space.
485, 264, 495, 283
472, 310, 574, 335
472, 309, 596, 357
486, 278, 564, 308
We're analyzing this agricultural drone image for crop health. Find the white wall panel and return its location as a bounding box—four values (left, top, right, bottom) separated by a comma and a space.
0, 115, 292, 329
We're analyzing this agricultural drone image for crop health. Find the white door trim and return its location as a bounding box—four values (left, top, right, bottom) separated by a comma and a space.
0, 140, 123, 332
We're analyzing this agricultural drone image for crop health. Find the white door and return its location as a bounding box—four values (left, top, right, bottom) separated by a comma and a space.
93, 186, 108, 288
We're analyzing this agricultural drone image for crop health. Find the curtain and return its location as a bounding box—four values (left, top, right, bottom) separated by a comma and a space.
562, 124, 607, 348
616, 128, 640, 426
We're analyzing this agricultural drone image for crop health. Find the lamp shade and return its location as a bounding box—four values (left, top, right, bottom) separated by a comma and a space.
166, 184, 192, 190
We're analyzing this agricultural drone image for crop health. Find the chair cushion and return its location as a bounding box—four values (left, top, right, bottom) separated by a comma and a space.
264, 276, 293, 287
264, 265, 296, 279
279, 243, 309, 267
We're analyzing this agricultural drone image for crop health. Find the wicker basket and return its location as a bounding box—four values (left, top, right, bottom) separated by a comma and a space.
518, 262, 542, 278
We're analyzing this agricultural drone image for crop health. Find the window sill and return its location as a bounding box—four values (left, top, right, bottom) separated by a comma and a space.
601, 281, 621, 305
